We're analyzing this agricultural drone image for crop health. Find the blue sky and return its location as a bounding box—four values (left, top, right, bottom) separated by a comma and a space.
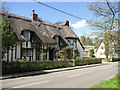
5, 2, 95, 38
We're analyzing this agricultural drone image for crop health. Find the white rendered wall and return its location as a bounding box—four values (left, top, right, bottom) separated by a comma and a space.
33, 48, 36, 60
17, 43, 21, 59
2, 43, 21, 61
95, 42, 106, 58
77, 40, 83, 58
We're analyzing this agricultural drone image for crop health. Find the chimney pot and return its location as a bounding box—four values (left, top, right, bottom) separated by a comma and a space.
31, 9, 38, 21
64, 20, 69, 27
32, 9, 35, 14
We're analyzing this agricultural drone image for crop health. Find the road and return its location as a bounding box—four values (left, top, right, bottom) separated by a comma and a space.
2, 62, 118, 88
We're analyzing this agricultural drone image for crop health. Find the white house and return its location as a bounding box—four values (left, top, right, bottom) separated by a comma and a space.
83, 46, 94, 57
1, 10, 84, 62
95, 41, 119, 58
94, 42, 106, 58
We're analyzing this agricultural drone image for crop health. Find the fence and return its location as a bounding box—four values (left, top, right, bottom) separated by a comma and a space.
2, 59, 102, 75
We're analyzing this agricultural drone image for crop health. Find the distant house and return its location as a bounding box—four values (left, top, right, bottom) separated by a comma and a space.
94, 41, 119, 58
83, 46, 94, 57
94, 42, 106, 58
1, 10, 84, 62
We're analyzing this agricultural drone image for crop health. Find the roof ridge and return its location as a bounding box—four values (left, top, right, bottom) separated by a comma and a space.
1, 11, 31, 21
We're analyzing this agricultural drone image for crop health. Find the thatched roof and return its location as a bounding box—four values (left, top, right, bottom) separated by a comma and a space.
0, 11, 84, 49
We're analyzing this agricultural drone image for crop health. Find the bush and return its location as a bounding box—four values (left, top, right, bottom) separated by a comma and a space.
84, 57, 97, 59
75, 57, 81, 60
2, 60, 72, 75
40, 53, 47, 60
75, 49, 80, 57
60, 46, 73, 60
56, 52, 61, 59
13, 59, 19, 62
89, 49, 95, 57
2, 59, 102, 75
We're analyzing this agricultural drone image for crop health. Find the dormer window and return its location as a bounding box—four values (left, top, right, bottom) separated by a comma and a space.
23, 31, 30, 41
54, 35, 60, 50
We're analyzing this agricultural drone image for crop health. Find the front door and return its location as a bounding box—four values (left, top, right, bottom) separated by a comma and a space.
49, 49, 54, 60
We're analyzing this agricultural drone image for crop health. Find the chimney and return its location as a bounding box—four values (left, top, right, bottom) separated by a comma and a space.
64, 20, 69, 27
31, 9, 38, 21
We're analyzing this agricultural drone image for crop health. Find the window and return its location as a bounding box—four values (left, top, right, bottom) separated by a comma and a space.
55, 36, 60, 49
22, 49, 32, 56
101, 47, 104, 49
23, 31, 30, 41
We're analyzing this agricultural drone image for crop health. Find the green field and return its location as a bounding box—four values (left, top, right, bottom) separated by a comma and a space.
91, 73, 120, 89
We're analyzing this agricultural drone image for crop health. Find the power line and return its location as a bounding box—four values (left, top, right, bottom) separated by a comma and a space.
33, 0, 83, 20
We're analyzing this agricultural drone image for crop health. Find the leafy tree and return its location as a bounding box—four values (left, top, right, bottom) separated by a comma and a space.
80, 36, 93, 45
89, 49, 95, 57
87, 1, 119, 58
0, 19, 17, 62
40, 53, 47, 60
0, 2, 8, 12
93, 37, 101, 49
56, 52, 61, 60
60, 46, 73, 60
75, 49, 80, 58
38, 17, 41, 21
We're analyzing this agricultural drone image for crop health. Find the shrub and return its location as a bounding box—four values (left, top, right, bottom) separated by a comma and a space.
13, 59, 19, 62
75, 57, 81, 60
75, 49, 80, 57
89, 49, 95, 57
56, 52, 61, 59
2, 59, 102, 75
40, 53, 47, 60
60, 46, 73, 60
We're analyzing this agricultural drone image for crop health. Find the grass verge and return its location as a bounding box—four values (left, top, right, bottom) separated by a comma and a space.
91, 73, 120, 89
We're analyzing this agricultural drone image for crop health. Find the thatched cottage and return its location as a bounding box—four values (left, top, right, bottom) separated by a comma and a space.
1, 10, 84, 62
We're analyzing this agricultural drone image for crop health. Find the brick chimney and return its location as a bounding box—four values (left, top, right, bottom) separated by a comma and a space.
31, 9, 38, 21
64, 20, 69, 27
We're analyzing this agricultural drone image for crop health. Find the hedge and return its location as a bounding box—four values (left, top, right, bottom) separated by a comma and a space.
75, 59, 102, 66
2, 59, 102, 75
2, 60, 73, 75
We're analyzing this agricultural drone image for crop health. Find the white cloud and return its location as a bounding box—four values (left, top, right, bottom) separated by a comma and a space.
71, 20, 88, 29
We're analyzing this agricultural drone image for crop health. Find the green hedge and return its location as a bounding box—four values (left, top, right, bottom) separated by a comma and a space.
2, 59, 102, 75
112, 58, 120, 62
75, 59, 102, 66
2, 60, 73, 75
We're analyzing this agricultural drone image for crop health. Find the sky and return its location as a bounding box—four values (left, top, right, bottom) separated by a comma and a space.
4, 2, 95, 38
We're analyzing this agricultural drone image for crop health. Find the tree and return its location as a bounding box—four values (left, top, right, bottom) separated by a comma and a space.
56, 52, 61, 60
40, 53, 47, 60
0, 1, 8, 12
87, 1, 119, 58
80, 36, 93, 45
38, 17, 41, 21
75, 49, 80, 58
89, 49, 95, 57
1, 19, 17, 62
60, 46, 73, 60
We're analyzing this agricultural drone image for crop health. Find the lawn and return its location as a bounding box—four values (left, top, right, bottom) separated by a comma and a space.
91, 73, 120, 89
